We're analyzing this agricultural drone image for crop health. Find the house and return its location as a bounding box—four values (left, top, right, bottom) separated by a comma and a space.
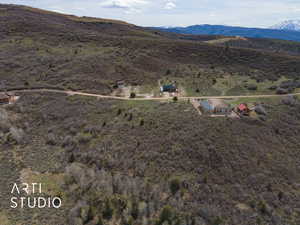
199, 100, 214, 113
0, 93, 19, 105
160, 84, 177, 93
0, 93, 10, 104
237, 103, 250, 115
199, 99, 231, 115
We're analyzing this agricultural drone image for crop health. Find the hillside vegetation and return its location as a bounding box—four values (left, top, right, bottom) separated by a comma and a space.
214, 38, 300, 56
1, 93, 300, 225
1, 4, 300, 95
0, 4, 300, 225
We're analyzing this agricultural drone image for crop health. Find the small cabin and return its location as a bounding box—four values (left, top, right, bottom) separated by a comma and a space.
160, 84, 177, 93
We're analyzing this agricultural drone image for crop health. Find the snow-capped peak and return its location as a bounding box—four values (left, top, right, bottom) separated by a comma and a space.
270, 20, 300, 32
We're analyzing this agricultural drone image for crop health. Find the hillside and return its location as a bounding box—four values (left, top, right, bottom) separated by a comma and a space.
1, 4, 300, 95
204, 36, 300, 56
2, 91, 300, 225
0, 4, 300, 225
154, 24, 300, 42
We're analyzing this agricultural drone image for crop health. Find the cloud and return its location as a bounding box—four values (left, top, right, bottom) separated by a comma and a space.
164, 0, 176, 10
2, 0, 300, 27
165, 2, 176, 10
99, 0, 148, 10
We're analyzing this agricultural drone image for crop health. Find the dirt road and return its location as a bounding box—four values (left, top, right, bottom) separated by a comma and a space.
4, 88, 300, 101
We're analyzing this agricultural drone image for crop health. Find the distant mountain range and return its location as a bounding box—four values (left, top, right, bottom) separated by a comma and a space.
152, 22, 300, 42
270, 20, 300, 32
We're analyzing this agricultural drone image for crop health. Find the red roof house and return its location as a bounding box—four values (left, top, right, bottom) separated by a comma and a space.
237, 103, 250, 114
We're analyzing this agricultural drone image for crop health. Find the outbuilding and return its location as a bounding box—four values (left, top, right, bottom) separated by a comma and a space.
114, 80, 125, 89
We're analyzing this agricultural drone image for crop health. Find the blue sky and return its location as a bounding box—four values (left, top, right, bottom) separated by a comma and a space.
1, 0, 300, 27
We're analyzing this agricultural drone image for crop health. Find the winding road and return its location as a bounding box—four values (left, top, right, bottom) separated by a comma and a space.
5, 88, 300, 101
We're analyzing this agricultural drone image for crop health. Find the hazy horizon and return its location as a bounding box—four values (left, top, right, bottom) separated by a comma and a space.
1, 0, 300, 28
